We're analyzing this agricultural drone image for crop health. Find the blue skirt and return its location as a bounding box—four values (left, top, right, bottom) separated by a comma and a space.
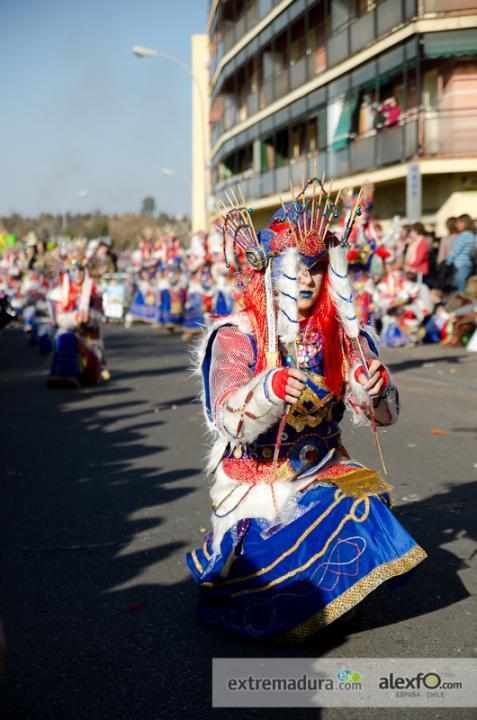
184, 292, 205, 330
186, 485, 427, 642
128, 291, 159, 323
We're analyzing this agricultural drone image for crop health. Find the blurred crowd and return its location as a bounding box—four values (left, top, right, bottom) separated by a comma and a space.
0, 193, 476, 389
346, 208, 477, 349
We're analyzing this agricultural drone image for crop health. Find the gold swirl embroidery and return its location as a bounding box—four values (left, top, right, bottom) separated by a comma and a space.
191, 550, 203, 573
274, 545, 428, 644
229, 496, 370, 599
200, 489, 346, 588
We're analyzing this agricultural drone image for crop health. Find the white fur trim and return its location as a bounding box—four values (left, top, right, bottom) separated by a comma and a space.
56, 311, 79, 331
264, 262, 277, 356
190, 310, 253, 436
328, 242, 360, 340
209, 464, 322, 555
277, 246, 298, 344
189, 311, 263, 480
217, 368, 286, 444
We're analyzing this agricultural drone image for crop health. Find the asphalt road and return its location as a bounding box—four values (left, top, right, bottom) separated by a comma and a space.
0, 324, 476, 720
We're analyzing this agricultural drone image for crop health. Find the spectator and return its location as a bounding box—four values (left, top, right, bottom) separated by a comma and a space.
437, 217, 458, 264
445, 275, 477, 346
372, 101, 386, 132
446, 214, 477, 292
382, 96, 402, 128
405, 222, 430, 279
394, 224, 410, 269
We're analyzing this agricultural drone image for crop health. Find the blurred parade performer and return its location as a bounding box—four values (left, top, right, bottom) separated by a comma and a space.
47, 257, 107, 387
158, 237, 185, 332
86, 237, 118, 281
341, 186, 390, 327
126, 267, 161, 326
186, 177, 427, 642
209, 227, 237, 316
182, 267, 208, 341
182, 234, 210, 341
211, 263, 235, 316
125, 230, 168, 327
378, 271, 433, 347
344, 186, 390, 274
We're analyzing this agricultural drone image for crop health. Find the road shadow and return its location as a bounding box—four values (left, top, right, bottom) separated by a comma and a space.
385, 349, 471, 375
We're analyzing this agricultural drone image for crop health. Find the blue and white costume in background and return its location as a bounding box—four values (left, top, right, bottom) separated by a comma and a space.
183, 279, 206, 332
127, 280, 160, 324
212, 274, 235, 317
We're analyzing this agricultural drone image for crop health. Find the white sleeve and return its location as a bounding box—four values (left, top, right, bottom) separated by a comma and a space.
209, 326, 286, 443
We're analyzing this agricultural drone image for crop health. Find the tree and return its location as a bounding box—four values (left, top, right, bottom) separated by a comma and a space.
141, 196, 156, 218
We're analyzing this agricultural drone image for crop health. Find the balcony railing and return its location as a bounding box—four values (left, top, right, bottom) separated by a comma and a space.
211, 0, 418, 137
423, 110, 477, 156
423, 0, 477, 11
210, 0, 275, 76
213, 110, 477, 204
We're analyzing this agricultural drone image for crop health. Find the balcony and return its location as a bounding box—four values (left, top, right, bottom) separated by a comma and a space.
213, 110, 477, 204
423, 110, 477, 156
211, 1, 419, 140
210, 0, 276, 76
423, 0, 477, 10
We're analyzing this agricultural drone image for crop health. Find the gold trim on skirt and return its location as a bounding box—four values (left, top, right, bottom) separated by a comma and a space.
275, 544, 428, 644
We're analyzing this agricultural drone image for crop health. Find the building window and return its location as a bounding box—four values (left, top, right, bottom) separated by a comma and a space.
275, 127, 290, 167
261, 134, 275, 171
273, 30, 289, 100
291, 121, 307, 159
307, 2, 327, 77
260, 42, 275, 109
330, 0, 356, 33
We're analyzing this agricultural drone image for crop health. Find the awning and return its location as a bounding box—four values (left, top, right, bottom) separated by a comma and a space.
332, 91, 359, 151
424, 30, 477, 59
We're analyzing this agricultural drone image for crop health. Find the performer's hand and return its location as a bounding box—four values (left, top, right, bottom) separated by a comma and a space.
356, 359, 387, 398
285, 368, 307, 405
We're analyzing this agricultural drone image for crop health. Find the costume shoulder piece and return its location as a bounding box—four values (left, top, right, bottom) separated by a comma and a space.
193, 310, 254, 432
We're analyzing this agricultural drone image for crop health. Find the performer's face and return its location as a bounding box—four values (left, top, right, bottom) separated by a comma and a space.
297, 261, 326, 316
71, 267, 84, 284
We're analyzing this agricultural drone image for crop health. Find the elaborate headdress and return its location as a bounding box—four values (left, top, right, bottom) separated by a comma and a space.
220, 175, 366, 367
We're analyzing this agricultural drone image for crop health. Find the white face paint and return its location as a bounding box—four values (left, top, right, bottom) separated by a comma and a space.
296, 260, 326, 319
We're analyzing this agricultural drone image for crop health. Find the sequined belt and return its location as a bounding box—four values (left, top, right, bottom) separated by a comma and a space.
226, 430, 341, 463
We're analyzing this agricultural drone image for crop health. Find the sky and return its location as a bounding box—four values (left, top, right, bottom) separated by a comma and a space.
0, 0, 207, 218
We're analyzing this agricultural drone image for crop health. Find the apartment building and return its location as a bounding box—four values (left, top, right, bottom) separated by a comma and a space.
203, 0, 477, 234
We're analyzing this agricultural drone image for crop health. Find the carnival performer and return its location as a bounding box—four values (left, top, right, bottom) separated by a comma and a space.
378, 271, 433, 347
339, 187, 391, 327
186, 177, 427, 643
47, 257, 107, 387
182, 266, 209, 341
343, 186, 391, 275
159, 262, 185, 333
211, 264, 235, 317
125, 267, 161, 326
182, 234, 209, 341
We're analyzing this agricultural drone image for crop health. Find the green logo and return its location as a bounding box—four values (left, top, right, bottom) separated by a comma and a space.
424, 673, 440, 689
337, 668, 361, 683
